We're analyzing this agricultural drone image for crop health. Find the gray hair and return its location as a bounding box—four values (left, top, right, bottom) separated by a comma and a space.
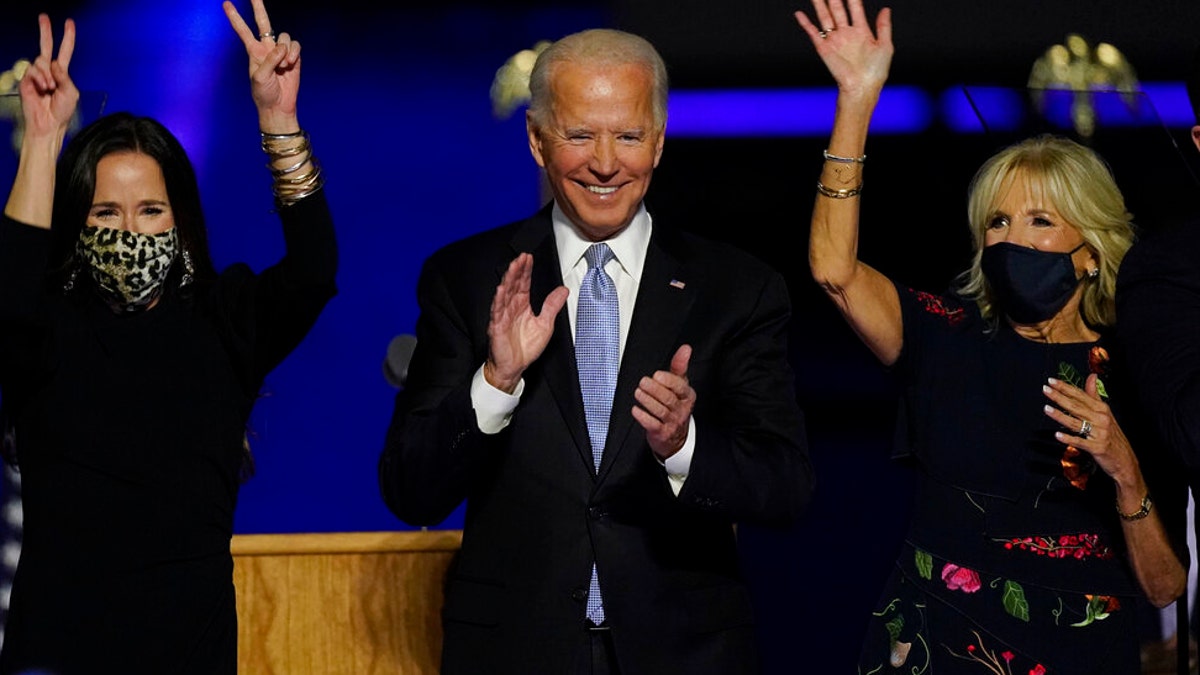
527, 28, 668, 131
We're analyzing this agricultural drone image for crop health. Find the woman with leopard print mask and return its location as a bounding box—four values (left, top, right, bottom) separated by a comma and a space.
0, 1, 337, 673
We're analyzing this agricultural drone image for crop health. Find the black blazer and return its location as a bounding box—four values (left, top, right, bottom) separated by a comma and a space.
1117, 220, 1200, 473
1116, 221, 1200, 544
379, 205, 813, 675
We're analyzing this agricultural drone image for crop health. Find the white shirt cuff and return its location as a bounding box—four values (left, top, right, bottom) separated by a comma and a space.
662, 417, 696, 496
470, 365, 523, 434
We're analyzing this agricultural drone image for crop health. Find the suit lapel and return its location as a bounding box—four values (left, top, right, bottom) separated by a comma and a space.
508, 215, 596, 474
599, 229, 694, 480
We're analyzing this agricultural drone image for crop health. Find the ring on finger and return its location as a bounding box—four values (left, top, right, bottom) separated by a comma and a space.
818, 30, 828, 38
1079, 418, 1093, 438
260, 31, 277, 41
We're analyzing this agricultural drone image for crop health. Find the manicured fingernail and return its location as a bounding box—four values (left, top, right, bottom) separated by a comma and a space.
1044, 405, 1054, 414
1042, 385, 1051, 394
1047, 378, 1059, 385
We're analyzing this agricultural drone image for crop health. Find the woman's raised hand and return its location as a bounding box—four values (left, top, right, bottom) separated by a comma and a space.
223, 0, 301, 133
793, 0, 892, 99
20, 13, 78, 140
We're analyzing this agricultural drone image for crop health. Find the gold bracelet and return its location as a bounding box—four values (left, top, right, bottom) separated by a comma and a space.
1116, 492, 1153, 521
261, 128, 325, 206
816, 180, 862, 199
261, 129, 304, 140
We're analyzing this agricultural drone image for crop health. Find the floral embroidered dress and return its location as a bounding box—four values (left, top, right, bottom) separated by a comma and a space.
858, 283, 1144, 675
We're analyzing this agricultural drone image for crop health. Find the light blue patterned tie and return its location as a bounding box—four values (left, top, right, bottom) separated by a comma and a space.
576, 242, 618, 624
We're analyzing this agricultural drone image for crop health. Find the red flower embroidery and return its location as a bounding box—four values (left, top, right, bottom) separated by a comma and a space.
1061, 445, 1090, 490
1087, 594, 1121, 612
1030, 665, 1046, 675
941, 563, 982, 593
998, 532, 1114, 560
947, 629, 1025, 671
1088, 345, 1110, 376
912, 289, 966, 325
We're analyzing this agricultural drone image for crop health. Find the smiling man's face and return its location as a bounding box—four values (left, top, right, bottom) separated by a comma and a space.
527, 60, 664, 241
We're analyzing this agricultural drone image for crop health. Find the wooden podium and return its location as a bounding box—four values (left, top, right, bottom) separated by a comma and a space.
231, 530, 462, 674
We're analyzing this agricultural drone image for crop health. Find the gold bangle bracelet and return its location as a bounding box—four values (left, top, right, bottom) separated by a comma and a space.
269, 154, 311, 177
261, 129, 304, 140
816, 180, 862, 199
264, 141, 312, 160
1117, 492, 1153, 521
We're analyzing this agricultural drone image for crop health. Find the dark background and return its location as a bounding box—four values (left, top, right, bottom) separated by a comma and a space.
4, 0, 1200, 669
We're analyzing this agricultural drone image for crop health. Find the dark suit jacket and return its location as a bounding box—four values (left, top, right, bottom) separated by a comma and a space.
1115, 220, 1200, 559
379, 205, 813, 675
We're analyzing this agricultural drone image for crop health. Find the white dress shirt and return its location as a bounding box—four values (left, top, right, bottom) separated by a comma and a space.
470, 203, 694, 494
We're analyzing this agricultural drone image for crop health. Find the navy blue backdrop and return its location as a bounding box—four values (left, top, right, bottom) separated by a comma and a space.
1, 0, 611, 535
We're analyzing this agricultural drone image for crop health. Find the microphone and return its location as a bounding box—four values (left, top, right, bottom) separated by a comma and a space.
383, 334, 417, 388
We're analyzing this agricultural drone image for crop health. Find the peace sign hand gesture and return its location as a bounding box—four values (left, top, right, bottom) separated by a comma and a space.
223, 0, 301, 133
20, 13, 78, 140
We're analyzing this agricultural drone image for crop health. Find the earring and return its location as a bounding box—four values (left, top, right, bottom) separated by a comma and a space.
1087, 268, 1100, 279
179, 247, 195, 289
65, 237, 87, 293
63, 264, 80, 293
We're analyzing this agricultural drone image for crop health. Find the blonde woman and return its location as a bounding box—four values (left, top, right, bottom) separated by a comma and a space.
796, 0, 1185, 670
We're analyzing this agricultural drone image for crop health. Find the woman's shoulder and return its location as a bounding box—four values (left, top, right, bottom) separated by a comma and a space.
895, 283, 978, 330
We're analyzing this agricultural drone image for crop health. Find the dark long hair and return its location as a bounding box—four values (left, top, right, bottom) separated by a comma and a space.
2, 114, 260, 478
49, 112, 218, 290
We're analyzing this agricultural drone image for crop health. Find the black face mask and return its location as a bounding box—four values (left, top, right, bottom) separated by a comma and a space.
981, 241, 1087, 324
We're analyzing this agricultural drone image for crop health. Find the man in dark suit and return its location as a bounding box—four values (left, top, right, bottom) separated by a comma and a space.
378, 27, 813, 675
1114, 48, 1200, 671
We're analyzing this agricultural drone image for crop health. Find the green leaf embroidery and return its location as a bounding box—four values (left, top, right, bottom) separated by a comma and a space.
1002, 580, 1030, 621
1057, 362, 1083, 388
885, 615, 903, 640
1095, 377, 1108, 399
1071, 601, 1097, 626
1072, 596, 1112, 627
915, 549, 933, 580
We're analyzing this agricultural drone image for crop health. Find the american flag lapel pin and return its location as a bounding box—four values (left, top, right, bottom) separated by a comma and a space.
669, 279, 686, 290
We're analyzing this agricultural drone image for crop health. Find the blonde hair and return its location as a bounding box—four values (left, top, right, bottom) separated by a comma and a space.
527, 28, 668, 132
954, 135, 1135, 327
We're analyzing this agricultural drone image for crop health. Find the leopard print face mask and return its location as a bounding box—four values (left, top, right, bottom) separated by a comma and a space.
77, 226, 179, 312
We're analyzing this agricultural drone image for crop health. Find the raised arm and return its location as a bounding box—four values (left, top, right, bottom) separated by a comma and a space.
222, 1, 335, 379
224, 0, 322, 208
795, 0, 902, 365
4, 13, 78, 229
